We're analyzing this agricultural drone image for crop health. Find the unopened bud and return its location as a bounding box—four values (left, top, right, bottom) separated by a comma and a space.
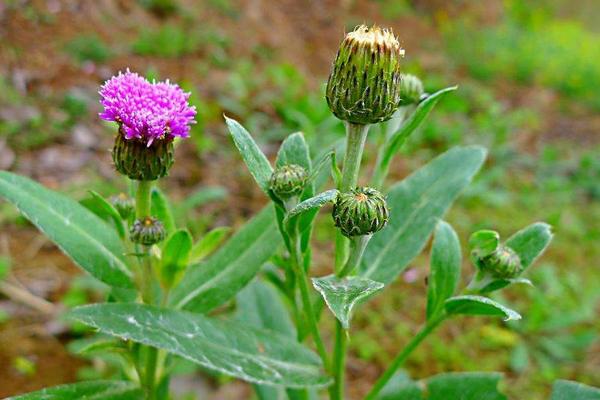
130, 217, 166, 246
477, 245, 523, 279
398, 74, 424, 106
110, 193, 135, 220
326, 25, 404, 125
333, 187, 389, 237
269, 164, 308, 201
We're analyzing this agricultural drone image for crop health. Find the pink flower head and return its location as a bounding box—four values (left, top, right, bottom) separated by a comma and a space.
99, 70, 196, 145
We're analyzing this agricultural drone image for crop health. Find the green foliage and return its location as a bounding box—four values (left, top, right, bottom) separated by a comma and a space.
70, 303, 331, 387
132, 25, 200, 57
444, 14, 600, 109
160, 229, 193, 289
0, 172, 132, 288
445, 295, 522, 321
360, 146, 486, 284
65, 35, 112, 64
551, 380, 600, 400
169, 206, 282, 312
426, 221, 461, 320
7, 380, 143, 400
312, 275, 384, 329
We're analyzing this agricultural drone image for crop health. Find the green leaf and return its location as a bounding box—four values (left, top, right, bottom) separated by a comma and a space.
236, 279, 295, 337
87, 191, 126, 239
236, 280, 298, 400
444, 295, 521, 321
189, 226, 232, 263
226, 116, 273, 194
285, 190, 338, 224
478, 277, 533, 293
551, 380, 600, 400
0, 172, 132, 288
426, 372, 507, 400
70, 303, 331, 388
312, 274, 384, 329
426, 221, 462, 320
469, 229, 500, 258
377, 372, 423, 400
360, 146, 486, 284
276, 132, 312, 172
169, 205, 282, 312
6, 380, 143, 400
505, 222, 553, 272
160, 229, 193, 288
151, 187, 176, 234
380, 87, 458, 171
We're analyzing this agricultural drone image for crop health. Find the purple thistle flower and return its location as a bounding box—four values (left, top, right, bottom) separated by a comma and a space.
99, 70, 196, 145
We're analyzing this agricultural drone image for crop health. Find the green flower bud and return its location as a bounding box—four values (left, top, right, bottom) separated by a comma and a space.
477, 245, 523, 279
326, 25, 404, 125
112, 130, 174, 181
269, 164, 308, 200
398, 73, 424, 106
333, 187, 389, 237
130, 217, 166, 246
110, 193, 135, 220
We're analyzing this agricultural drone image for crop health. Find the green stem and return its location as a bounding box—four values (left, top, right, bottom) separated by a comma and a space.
136, 180, 153, 219
289, 228, 330, 371
338, 235, 371, 278
364, 314, 447, 400
329, 322, 347, 400
335, 123, 370, 273
330, 122, 370, 400
144, 347, 158, 400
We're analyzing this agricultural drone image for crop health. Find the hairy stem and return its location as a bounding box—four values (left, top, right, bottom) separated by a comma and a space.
338, 235, 371, 277
335, 123, 370, 272
136, 180, 153, 219
364, 314, 447, 400
289, 227, 330, 371
330, 122, 370, 400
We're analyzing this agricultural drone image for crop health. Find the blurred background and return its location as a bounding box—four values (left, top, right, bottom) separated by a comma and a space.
0, 0, 599, 399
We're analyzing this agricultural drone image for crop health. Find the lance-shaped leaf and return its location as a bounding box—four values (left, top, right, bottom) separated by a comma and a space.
169, 205, 282, 312
87, 191, 126, 239
426, 221, 462, 320
226, 116, 273, 194
0, 172, 132, 288
376, 372, 423, 400
378, 87, 458, 176
7, 380, 143, 400
478, 277, 533, 294
160, 229, 193, 288
285, 189, 338, 224
275, 132, 317, 254
70, 303, 331, 388
426, 372, 507, 400
360, 146, 486, 284
189, 226, 231, 263
312, 274, 384, 329
151, 187, 176, 234
551, 380, 600, 400
505, 222, 553, 272
444, 295, 521, 321
237, 280, 297, 400
236, 279, 295, 337
276, 132, 312, 172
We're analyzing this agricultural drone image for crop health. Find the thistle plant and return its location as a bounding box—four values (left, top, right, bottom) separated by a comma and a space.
0, 26, 598, 400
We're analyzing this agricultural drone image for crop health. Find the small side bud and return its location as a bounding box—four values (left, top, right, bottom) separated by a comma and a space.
333, 187, 389, 237
112, 130, 174, 181
269, 164, 308, 201
477, 245, 523, 279
110, 193, 135, 220
326, 25, 404, 125
398, 74, 424, 106
130, 217, 166, 246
